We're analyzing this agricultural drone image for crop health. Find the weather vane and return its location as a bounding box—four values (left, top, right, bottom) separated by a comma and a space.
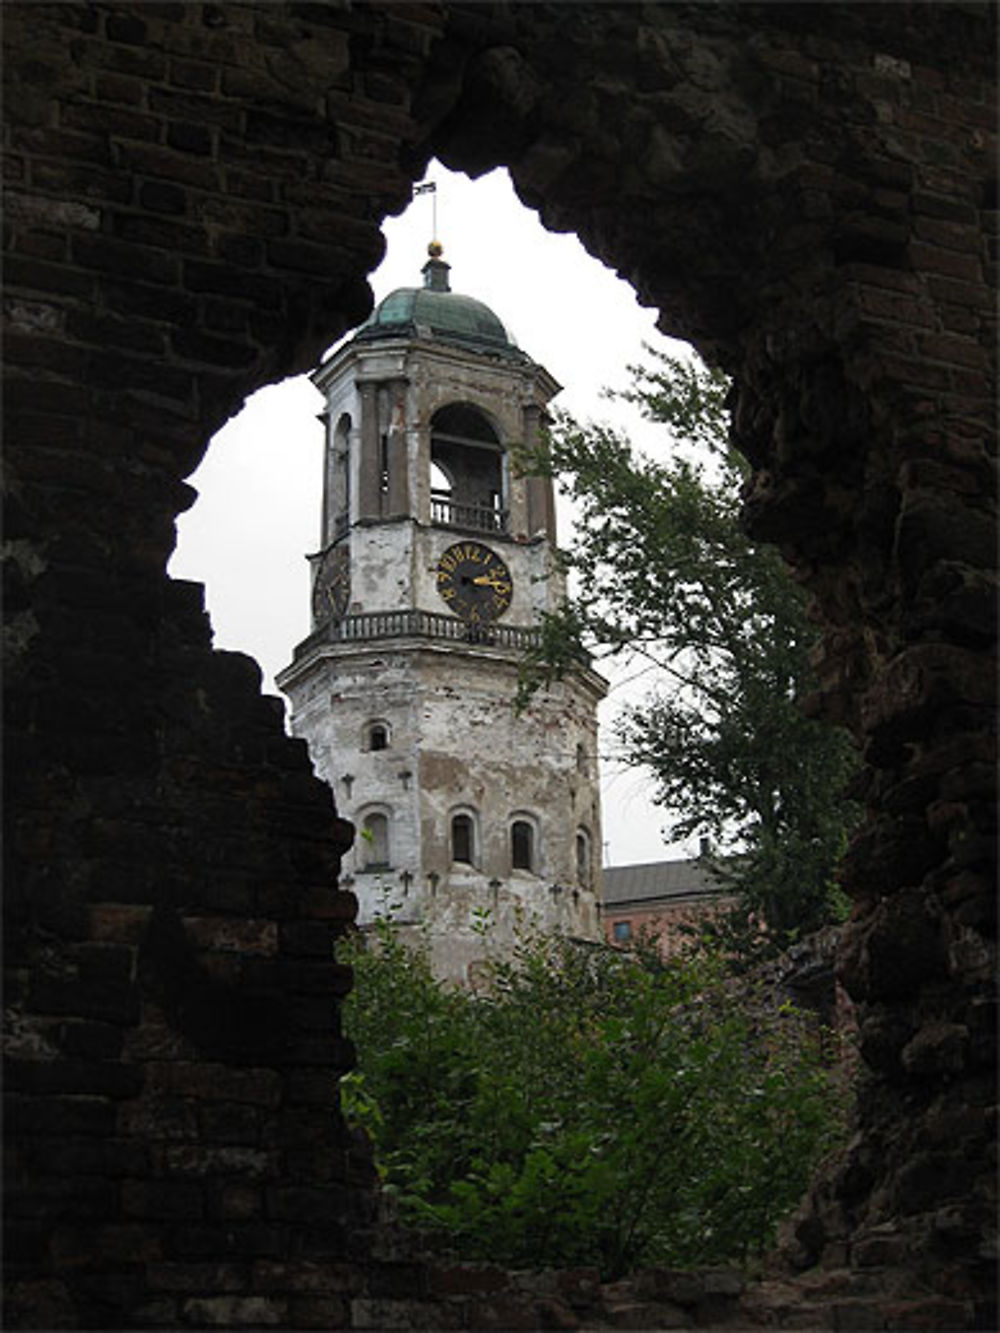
413, 179, 438, 245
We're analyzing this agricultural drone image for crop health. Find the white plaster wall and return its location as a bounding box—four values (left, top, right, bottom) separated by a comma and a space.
333, 524, 562, 623
281, 636, 604, 984
413, 650, 601, 884
349, 525, 413, 613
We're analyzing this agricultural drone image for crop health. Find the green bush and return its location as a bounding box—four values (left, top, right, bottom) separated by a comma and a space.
340, 916, 847, 1279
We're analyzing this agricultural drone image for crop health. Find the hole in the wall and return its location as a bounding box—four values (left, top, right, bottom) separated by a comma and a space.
169, 163, 697, 868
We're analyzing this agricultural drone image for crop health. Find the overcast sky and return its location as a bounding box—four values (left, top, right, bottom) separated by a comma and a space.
170, 163, 697, 866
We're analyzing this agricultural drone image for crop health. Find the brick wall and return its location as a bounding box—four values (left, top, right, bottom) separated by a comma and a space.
4, 2, 995, 1327
602, 901, 737, 959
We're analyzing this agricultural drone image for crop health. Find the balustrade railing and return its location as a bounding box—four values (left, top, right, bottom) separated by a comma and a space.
296, 608, 540, 655
430, 496, 509, 534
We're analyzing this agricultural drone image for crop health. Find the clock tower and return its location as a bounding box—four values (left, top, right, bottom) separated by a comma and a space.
278, 245, 607, 983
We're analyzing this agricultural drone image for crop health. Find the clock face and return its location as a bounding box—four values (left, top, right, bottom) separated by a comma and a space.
435, 541, 513, 623
312, 544, 350, 624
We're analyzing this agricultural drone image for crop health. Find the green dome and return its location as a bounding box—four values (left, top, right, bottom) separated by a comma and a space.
355, 249, 523, 358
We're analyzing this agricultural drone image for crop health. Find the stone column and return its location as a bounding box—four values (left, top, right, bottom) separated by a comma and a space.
318, 411, 331, 546
357, 381, 381, 520
413, 419, 432, 524
524, 405, 556, 543
386, 378, 410, 518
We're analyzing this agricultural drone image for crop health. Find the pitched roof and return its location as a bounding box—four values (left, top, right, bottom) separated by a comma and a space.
602, 858, 729, 909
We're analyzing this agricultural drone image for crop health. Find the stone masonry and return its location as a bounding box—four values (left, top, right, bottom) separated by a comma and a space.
3, 3, 996, 1328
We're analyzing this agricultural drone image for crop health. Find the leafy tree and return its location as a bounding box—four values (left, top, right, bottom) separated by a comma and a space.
518, 348, 858, 955
340, 914, 846, 1278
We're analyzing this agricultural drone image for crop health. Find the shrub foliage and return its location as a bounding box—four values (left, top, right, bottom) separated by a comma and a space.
340, 915, 846, 1279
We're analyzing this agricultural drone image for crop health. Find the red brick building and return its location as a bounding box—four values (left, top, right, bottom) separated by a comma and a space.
601, 858, 736, 958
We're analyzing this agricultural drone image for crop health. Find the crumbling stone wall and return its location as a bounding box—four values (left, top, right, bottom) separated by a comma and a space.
4, 2, 995, 1329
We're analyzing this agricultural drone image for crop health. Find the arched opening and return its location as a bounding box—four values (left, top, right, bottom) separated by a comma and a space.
360, 810, 391, 871
162, 163, 874, 1280
367, 721, 389, 752
330, 412, 352, 541
430, 402, 505, 533
510, 818, 535, 873
170, 165, 669, 737
450, 811, 477, 867
576, 827, 593, 888
169, 165, 676, 868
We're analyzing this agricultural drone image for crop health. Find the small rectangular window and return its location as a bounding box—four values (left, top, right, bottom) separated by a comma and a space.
613, 920, 632, 943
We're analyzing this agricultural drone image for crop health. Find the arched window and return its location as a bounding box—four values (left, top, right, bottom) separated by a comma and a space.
361, 811, 390, 870
576, 828, 592, 887
331, 413, 351, 538
430, 403, 506, 533
367, 720, 390, 752
511, 819, 535, 872
451, 812, 476, 866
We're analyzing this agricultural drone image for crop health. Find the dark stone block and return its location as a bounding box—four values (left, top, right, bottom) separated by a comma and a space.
278, 921, 335, 958
139, 180, 188, 215
243, 958, 353, 997
121, 1180, 205, 1221
893, 1154, 975, 1216
198, 1102, 260, 1145
3, 1221, 51, 1266
278, 1036, 356, 1069
74, 1269, 149, 1318
166, 121, 213, 155
288, 1295, 350, 1329
138, 904, 292, 1063
6, 1094, 118, 1138
369, 1262, 430, 1300
4, 1056, 143, 1099
286, 995, 337, 1032
28, 975, 141, 1027
283, 1070, 339, 1107
146, 1261, 250, 1294
26, 1136, 149, 1178
264, 1185, 352, 1226
7, 1174, 118, 1222
297, 1224, 351, 1260
106, 13, 147, 44
172, 1223, 285, 1259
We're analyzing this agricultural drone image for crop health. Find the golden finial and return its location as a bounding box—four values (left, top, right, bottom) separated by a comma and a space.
428, 240, 444, 258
